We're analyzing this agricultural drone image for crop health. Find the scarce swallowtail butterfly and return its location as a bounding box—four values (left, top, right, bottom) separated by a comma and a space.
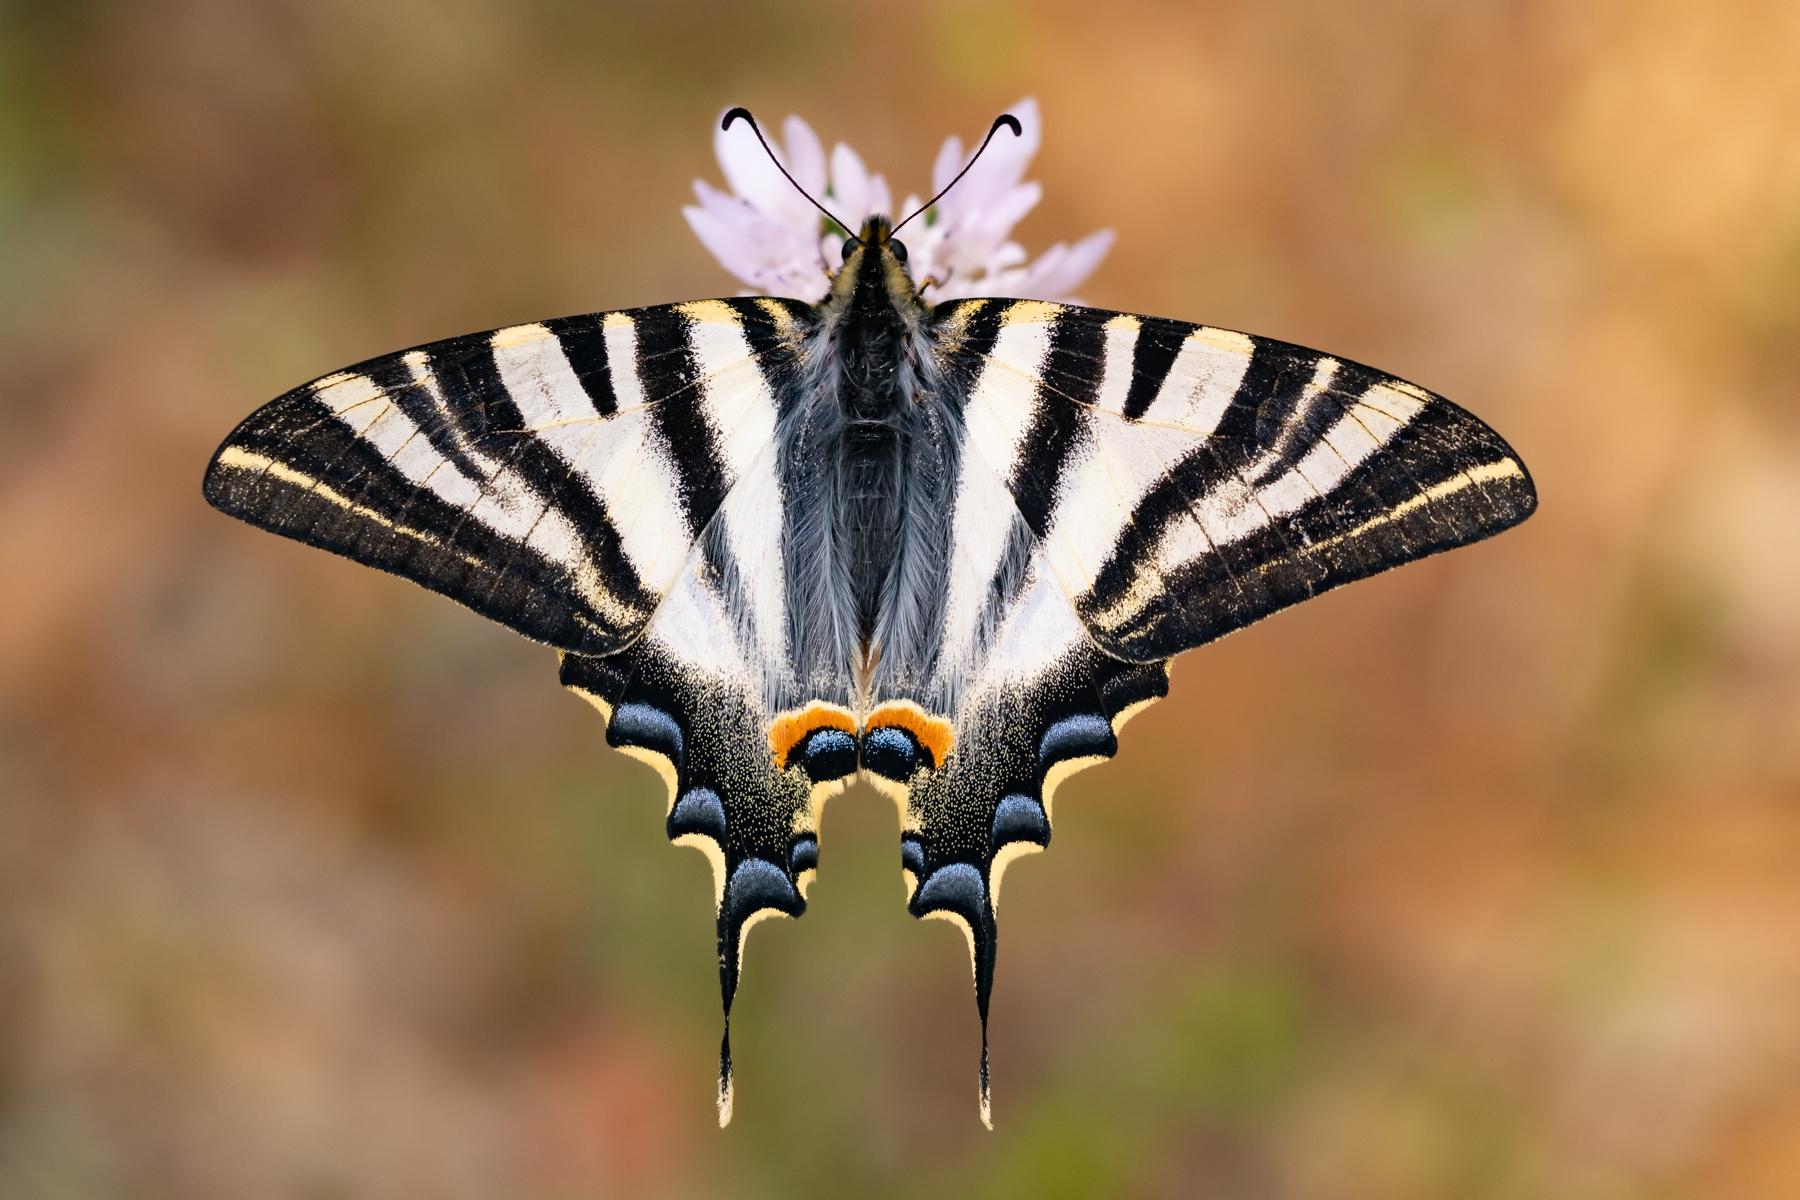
203, 107, 1537, 1128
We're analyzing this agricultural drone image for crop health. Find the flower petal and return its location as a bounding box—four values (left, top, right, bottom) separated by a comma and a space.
944, 180, 1041, 266
782, 114, 827, 199
931, 135, 966, 196
683, 204, 772, 287
1007, 229, 1115, 301
715, 109, 820, 229
829, 142, 872, 230
867, 174, 892, 226
935, 97, 1041, 223
715, 115, 790, 219
685, 178, 831, 303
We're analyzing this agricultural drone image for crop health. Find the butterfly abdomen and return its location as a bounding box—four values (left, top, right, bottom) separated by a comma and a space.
835, 301, 910, 648
775, 221, 959, 703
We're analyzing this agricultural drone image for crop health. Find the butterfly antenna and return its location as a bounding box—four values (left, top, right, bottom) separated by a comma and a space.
891, 113, 1023, 236
721, 107, 856, 238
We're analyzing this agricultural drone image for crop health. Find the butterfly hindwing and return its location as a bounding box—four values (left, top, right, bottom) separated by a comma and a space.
558, 482, 863, 1125
894, 531, 1171, 1125
560, 626, 842, 1127
203, 298, 811, 657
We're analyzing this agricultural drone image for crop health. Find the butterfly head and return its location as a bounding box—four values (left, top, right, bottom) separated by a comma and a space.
828, 215, 920, 311
840, 215, 907, 269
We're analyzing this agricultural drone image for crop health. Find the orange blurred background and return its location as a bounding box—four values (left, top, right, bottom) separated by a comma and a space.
3, 1, 1799, 1196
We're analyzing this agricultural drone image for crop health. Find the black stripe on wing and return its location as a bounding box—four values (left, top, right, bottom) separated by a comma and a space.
634, 308, 733, 539
1120, 315, 1191, 420
426, 333, 655, 632
1007, 313, 1104, 534
930, 298, 1009, 407
369, 340, 496, 482
543, 313, 621, 416
959, 302, 1536, 664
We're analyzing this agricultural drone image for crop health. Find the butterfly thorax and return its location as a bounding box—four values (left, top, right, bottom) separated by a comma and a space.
780, 216, 956, 710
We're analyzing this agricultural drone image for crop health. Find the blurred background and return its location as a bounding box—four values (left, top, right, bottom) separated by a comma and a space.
3, 0, 1799, 1196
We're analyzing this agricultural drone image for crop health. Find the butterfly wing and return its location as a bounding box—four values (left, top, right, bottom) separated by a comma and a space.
946, 299, 1537, 661
204, 298, 812, 656
900, 297, 1536, 1122
207, 296, 843, 1125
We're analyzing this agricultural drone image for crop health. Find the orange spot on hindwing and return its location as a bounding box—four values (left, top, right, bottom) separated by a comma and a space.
864, 700, 955, 768
768, 701, 858, 769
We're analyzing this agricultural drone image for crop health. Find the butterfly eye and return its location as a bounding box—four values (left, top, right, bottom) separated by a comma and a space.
841, 238, 858, 262
889, 238, 909, 264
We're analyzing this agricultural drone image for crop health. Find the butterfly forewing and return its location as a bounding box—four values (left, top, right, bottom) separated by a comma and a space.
935, 299, 1537, 664
202, 299, 810, 657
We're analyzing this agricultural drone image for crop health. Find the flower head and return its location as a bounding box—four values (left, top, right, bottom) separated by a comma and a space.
683, 99, 1113, 304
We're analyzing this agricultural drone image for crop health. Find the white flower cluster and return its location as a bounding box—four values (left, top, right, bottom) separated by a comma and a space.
683, 98, 1113, 304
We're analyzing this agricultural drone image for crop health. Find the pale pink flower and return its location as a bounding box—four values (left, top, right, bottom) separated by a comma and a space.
684, 98, 1113, 304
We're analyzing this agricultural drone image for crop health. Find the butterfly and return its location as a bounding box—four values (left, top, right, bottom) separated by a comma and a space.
203, 108, 1536, 1127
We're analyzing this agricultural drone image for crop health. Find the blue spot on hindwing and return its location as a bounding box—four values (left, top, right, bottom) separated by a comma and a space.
863, 725, 919, 781
789, 837, 818, 874
1037, 713, 1115, 772
990, 794, 1050, 851
609, 703, 685, 768
669, 787, 727, 842
914, 862, 987, 921
727, 857, 801, 925
798, 728, 857, 782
